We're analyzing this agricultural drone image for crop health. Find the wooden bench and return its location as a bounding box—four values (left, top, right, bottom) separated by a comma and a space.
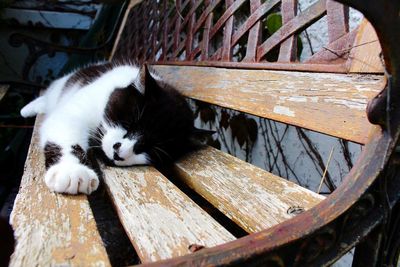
9, 0, 400, 266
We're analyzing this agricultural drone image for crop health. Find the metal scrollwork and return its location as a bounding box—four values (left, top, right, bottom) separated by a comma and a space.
294, 227, 337, 265
342, 193, 376, 231
250, 254, 286, 267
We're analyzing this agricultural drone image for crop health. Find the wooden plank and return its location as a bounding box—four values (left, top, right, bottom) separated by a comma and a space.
9, 116, 110, 267
174, 146, 325, 233
0, 85, 9, 102
349, 19, 384, 73
153, 65, 384, 144
101, 164, 235, 263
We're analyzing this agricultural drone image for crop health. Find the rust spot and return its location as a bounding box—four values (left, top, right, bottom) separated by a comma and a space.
188, 244, 205, 253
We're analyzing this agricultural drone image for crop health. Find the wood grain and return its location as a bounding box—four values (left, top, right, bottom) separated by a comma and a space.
153, 65, 384, 144
349, 19, 383, 73
9, 117, 110, 267
101, 164, 235, 263
174, 146, 325, 233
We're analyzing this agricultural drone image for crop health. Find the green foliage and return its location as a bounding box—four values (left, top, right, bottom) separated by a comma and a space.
264, 12, 303, 61
266, 13, 282, 35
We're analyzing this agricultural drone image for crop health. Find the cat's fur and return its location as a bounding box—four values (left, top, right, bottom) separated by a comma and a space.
21, 62, 200, 195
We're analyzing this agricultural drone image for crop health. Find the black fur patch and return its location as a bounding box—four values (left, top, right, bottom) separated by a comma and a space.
44, 142, 62, 169
71, 144, 88, 165
104, 84, 144, 127
65, 62, 114, 87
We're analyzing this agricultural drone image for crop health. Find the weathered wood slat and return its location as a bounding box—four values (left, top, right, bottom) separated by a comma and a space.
10, 117, 110, 267
173, 146, 325, 233
349, 19, 383, 73
153, 65, 384, 144
101, 164, 235, 263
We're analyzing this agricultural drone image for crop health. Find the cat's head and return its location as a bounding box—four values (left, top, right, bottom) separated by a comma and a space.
100, 65, 208, 167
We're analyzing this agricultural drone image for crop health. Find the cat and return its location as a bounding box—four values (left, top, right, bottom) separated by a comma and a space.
21, 62, 204, 195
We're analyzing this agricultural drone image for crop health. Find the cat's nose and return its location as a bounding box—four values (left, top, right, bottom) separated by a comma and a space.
113, 142, 121, 150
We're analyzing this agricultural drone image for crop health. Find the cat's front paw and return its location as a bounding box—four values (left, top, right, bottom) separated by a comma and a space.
45, 162, 99, 195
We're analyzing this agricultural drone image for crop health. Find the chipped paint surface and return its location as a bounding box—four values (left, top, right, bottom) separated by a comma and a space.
101, 163, 235, 263
175, 147, 325, 233
154, 65, 384, 143
273, 105, 296, 117
9, 117, 110, 267
324, 98, 367, 110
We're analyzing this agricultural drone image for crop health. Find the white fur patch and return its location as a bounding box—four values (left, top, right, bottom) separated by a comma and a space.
45, 155, 99, 195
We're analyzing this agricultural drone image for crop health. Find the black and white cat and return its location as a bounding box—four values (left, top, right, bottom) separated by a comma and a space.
21, 62, 201, 195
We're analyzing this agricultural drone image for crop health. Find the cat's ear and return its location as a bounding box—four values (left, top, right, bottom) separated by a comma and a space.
139, 64, 161, 98
190, 127, 216, 143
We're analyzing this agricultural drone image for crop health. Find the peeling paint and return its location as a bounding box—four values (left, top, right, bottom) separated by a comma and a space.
9, 117, 111, 267
273, 106, 296, 117
324, 98, 366, 110
102, 163, 234, 262
175, 147, 324, 233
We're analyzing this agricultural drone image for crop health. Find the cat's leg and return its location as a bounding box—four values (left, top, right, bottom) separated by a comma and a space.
21, 73, 73, 118
20, 96, 46, 117
43, 142, 99, 195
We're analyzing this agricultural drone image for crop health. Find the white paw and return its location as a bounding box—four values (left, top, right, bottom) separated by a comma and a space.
45, 162, 99, 195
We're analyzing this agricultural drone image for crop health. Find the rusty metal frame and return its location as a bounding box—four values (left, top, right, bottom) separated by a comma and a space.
112, 0, 400, 266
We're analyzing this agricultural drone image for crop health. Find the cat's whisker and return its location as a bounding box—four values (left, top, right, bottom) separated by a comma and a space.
135, 105, 141, 122
139, 103, 147, 120
88, 134, 103, 142
155, 138, 175, 145
152, 149, 164, 164
153, 146, 172, 160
